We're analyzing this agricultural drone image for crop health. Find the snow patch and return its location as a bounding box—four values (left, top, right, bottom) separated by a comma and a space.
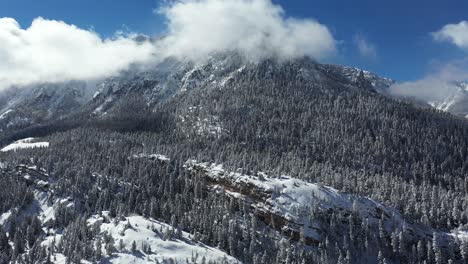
451, 230, 468, 242
20, 190, 72, 225
1, 137, 49, 152
0, 109, 13, 119
0, 211, 11, 225
132, 154, 170, 162
429, 95, 458, 112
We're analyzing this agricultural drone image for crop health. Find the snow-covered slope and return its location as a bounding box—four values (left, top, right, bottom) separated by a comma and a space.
428, 82, 468, 117
322, 65, 468, 118
185, 160, 449, 246
185, 161, 396, 221
1, 137, 49, 152
40, 213, 239, 264
88, 54, 399, 121
0, 53, 407, 138
0, 81, 94, 132
0, 159, 240, 264
322, 64, 395, 93
88, 54, 247, 115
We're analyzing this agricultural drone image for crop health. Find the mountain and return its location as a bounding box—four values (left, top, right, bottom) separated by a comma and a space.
321, 64, 395, 94
321, 66, 468, 118
88, 55, 399, 117
0, 53, 398, 131
0, 81, 94, 132
0, 54, 468, 263
2, 53, 467, 135
424, 82, 468, 117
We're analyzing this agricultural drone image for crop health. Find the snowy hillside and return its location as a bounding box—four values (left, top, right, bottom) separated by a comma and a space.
427, 82, 468, 117
0, 53, 421, 139
322, 64, 395, 93
81, 54, 401, 122
0, 160, 240, 264
184, 161, 450, 246
0, 81, 94, 132
185, 161, 399, 224
42, 213, 239, 264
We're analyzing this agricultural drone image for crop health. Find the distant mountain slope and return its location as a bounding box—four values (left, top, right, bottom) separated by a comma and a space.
321, 64, 395, 94
0, 81, 94, 132
2, 53, 468, 137
425, 82, 468, 117
0, 54, 399, 134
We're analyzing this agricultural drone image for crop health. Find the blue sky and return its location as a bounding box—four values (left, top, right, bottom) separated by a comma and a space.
0, 0, 467, 81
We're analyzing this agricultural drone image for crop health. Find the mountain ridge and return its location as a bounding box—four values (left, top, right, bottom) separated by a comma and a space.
2, 53, 463, 136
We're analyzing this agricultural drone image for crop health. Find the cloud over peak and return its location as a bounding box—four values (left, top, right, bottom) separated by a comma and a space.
389, 59, 468, 102
432, 21, 468, 49
390, 22, 468, 103
0, 0, 337, 90
156, 0, 337, 62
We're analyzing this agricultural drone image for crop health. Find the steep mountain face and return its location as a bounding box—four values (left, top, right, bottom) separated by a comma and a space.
321, 64, 395, 94
319, 66, 468, 118
89, 55, 397, 115
1, 54, 466, 135
320, 65, 468, 118
425, 82, 468, 117
0, 81, 94, 132
88, 54, 259, 116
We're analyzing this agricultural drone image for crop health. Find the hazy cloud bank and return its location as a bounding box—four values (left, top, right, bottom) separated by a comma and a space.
389, 60, 468, 103
389, 22, 468, 103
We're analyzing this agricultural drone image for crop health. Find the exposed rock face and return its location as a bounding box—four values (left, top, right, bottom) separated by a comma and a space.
184, 161, 447, 247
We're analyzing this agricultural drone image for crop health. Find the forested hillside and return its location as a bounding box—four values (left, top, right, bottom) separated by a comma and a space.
0, 55, 467, 263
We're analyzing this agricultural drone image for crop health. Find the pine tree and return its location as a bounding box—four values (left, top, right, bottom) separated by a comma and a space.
105, 237, 115, 256
131, 240, 137, 253
117, 238, 123, 252
95, 238, 102, 261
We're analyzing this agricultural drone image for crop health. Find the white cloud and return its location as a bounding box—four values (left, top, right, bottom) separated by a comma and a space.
390, 22, 468, 104
0, 17, 156, 90
0, 0, 337, 90
353, 33, 377, 60
432, 21, 468, 49
389, 59, 468, 102
156, 0, 337, 62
